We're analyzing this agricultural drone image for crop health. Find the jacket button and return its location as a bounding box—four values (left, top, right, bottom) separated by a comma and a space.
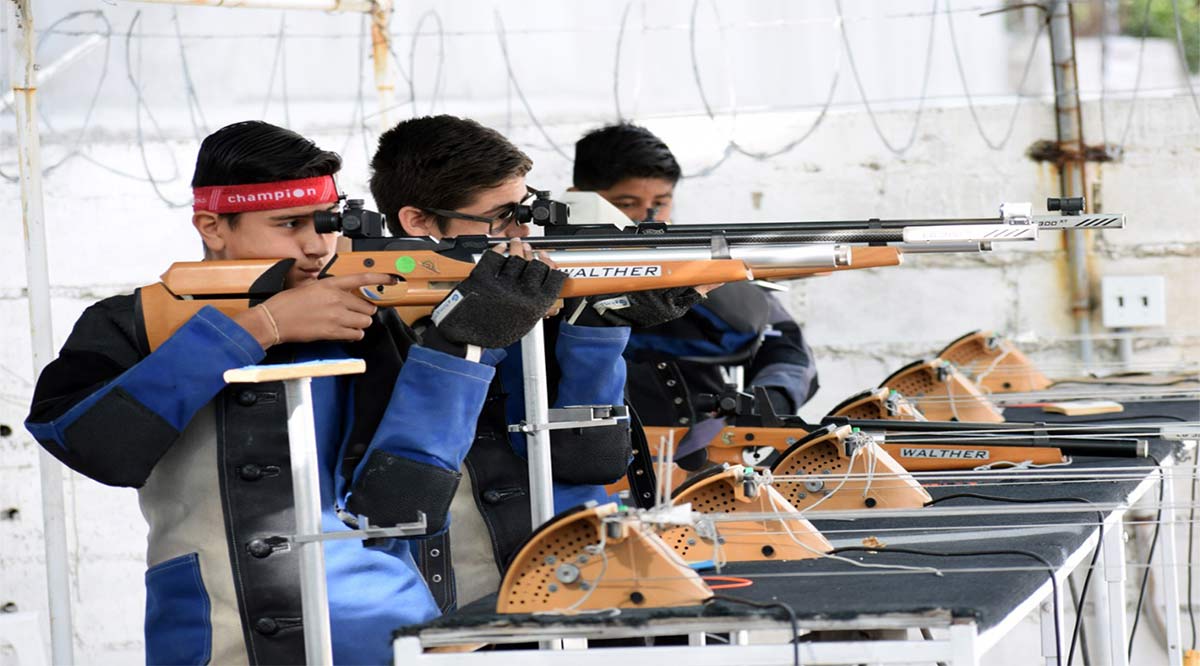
247, 539, 273, 558
237, 390, 258, 407
254, 618, 279, 635
481, 490, 502, 504
238, 464, 263, 481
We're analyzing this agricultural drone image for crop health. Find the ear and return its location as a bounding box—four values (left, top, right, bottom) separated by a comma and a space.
397, 206, 441, 238
192, 211, 228, 255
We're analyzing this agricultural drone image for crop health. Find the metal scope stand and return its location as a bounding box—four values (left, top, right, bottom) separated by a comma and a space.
224, 359, 428, 665
509, 320, 629, 530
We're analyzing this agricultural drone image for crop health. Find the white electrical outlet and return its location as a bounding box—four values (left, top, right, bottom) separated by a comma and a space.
1101, 275, 1166, 328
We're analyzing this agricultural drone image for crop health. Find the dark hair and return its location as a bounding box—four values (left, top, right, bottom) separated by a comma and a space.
572, 123, 681, 191
192, 120, 341, 189
370, 115, 533, 236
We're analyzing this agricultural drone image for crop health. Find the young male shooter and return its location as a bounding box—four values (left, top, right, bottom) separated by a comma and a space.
573, 123, 820, 426
369, 115, 706, 608
25, 121, 562, 665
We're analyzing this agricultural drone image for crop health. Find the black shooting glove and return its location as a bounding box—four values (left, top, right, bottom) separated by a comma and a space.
430, 250, 566, 349
564, 287, 704, 328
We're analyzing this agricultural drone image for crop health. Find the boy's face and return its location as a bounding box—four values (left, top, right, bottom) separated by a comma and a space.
195, 203, 339, 287
429, 176, 533, 240
594, 177, 675, 222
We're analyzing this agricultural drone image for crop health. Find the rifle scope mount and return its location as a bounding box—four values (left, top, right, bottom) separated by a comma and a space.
1046, 197, 1085, 215
314, 199, 388, 239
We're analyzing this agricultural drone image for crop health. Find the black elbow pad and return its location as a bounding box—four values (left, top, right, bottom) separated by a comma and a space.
58, 387, 179, 488
346, 450, 461, 534
549, 423, 632, 486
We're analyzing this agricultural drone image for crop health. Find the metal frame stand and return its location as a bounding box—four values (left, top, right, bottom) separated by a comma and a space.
515, 319, 628, 527
283, 377, 335, 664
1100, 505, 1131, 666
394, 624, 982, 665
519, 321, 557, 526
1158, 467, 1185, 665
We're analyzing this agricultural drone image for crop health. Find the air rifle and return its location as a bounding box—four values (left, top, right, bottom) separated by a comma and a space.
537, 194, 1123, 284
543, 194, 1123, 243
626, 386, 1148, 478
139, 193, 1080, 349
140, 198, 870, 349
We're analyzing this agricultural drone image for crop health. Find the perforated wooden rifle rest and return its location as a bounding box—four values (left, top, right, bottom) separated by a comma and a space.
771, 426, 931, 511
939, 330, 1051, 393
660, 468, 831, 563
881, 359, 1004, 423
828, 387, 927, 421
496, 503, 711, 613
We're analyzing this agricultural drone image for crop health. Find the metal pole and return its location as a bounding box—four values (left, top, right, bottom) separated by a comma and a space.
369, 0, 396, 132
1046, 0, 1094, 366
283, 378, 334, 665
1156, 469, 1185, 666
6, 1, 75, 662
1101, 510, 1131, 666
521, 321, 556, 527
1117, 328, 1135, 370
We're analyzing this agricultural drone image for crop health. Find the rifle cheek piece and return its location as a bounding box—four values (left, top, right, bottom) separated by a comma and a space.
346, 450, 461, 534
549, 423, 633, 486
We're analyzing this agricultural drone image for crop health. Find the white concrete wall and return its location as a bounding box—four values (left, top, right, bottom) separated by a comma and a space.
2, 1, 1199, 663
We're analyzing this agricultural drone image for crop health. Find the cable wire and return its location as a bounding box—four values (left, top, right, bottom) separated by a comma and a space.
1128, 461, 1166, 660
833, 0, 939, 156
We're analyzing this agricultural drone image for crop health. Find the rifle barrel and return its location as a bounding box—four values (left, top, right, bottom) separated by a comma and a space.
826, 417, 1168, 438
522, 229, 907, 248
532, 244, 849, 268
545, 212, 1123, 235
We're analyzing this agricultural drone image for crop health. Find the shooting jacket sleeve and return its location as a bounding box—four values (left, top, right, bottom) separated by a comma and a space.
746, 293, 819, 413
546, 323, 633, 505
26, 299, 265, 488
345, 345, 497, 532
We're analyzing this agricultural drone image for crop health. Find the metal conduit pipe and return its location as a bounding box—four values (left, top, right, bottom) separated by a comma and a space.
5, 0, 74, 662
1046, 0, 1095, 366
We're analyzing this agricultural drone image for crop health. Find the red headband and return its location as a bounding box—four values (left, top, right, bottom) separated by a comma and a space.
192, 175, 339, 214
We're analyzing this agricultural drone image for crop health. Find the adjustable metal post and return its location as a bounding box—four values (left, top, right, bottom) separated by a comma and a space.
521, 320, 558, 527
283, 377, 334, 665
515, 321, 630, 528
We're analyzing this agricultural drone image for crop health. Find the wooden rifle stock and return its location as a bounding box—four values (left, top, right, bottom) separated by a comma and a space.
139, 250, 753, 351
